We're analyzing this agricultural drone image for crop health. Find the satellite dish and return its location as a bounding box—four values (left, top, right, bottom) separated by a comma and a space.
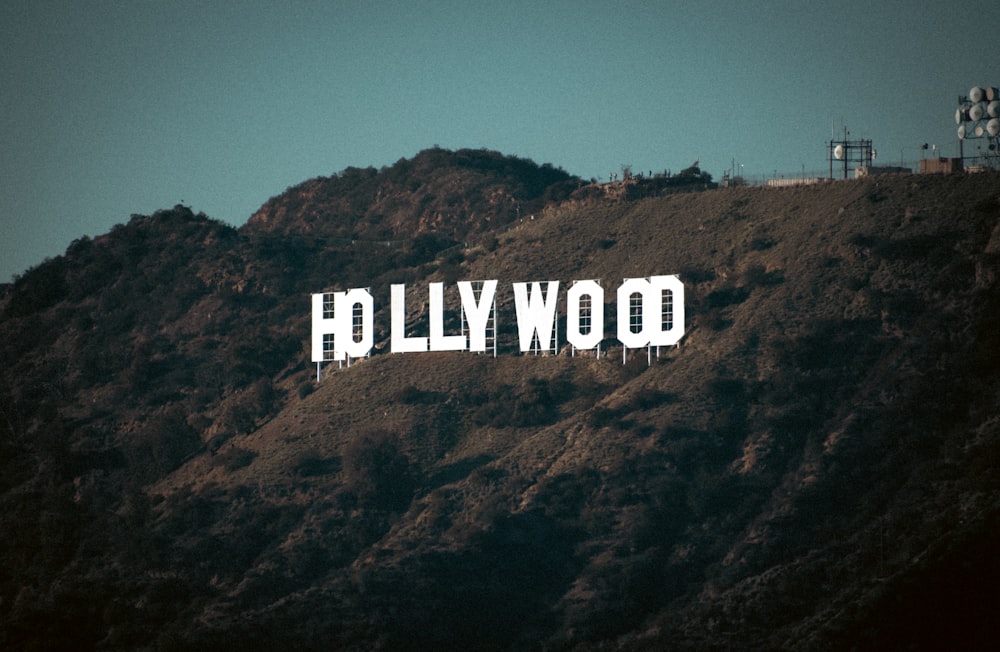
871, 148, 877, 160
956, 108, 964, 124
958, 124, 966, 139
834, 144, 845, 159
969, 103, 985, 121
970, 86, 985, 103
987, 87, 1000, 102
988, 100, 1000, 118
975, 125, 985, 137
987, 118, 1000, 137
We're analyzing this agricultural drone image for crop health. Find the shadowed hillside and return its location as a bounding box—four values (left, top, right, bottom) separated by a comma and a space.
1, 150, 999, 650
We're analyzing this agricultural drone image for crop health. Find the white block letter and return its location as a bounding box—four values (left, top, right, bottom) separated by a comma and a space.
617, 278, 649, 349
513, 281, 560, 352
647, 275, 684, 347
340, 288, 374, 359
616, 276, 685, 348
429, 282, 467, 351
311, 292, 345, 362
566, 280, 604, 351
391, 284, 428, 353
458, 280, 497, 353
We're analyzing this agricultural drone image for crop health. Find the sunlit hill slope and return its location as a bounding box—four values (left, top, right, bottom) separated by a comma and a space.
1, 149, 998, 650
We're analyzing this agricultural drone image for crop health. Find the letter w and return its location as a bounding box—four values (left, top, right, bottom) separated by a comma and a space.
513, 281, 560, 353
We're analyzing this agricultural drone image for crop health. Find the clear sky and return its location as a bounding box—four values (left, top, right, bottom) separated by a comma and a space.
2, 1, 997, 282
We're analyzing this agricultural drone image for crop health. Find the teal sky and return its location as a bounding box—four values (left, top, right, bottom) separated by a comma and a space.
2, 1, 997, 281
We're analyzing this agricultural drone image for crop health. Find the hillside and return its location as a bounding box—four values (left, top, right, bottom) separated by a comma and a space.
1, 151, 999, 650
244, 146, 580, 242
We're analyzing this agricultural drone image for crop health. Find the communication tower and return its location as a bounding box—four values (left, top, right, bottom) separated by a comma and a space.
955, 86, 1000, 169
829, 127, 875, 179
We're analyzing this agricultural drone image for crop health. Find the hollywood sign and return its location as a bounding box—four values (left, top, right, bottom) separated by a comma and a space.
311, 275, 683, 363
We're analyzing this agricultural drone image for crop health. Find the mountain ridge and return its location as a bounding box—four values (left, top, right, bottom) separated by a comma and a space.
243, 147, 580, 243
1, 149, 999, 650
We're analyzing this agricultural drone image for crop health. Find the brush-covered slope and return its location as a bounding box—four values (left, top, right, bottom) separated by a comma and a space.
245, 146, 579, 242
1, 160, 999, 650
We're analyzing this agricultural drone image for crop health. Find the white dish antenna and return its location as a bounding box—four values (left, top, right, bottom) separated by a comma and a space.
988, 118, 1000, 137
970, 86, 985, 103
970, 103, 985, 121
834, 144, 845, 159
958, 124, 967, 139
988, 101, 1000, 118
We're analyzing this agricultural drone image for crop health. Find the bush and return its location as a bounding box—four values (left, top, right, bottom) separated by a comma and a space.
343, 430, 417, 511
292, 450, 340, 477
212, 446, 257, 471
125, 405, 201, 484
